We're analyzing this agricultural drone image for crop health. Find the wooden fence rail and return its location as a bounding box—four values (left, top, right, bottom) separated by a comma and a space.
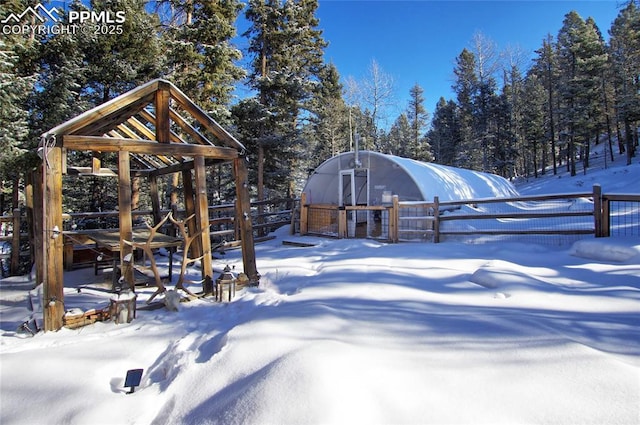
2, 188, 638, 276
299, 185, 640, 244
1, 197, 298, 277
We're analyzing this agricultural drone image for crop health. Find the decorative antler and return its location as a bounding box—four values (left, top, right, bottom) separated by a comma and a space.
169, 213, 206, 297
123, 212, 173, 304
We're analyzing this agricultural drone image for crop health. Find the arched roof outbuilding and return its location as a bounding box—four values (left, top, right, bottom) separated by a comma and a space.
303, 151, 518, 205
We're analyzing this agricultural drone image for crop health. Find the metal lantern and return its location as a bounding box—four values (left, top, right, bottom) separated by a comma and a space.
215, 265, 236, 302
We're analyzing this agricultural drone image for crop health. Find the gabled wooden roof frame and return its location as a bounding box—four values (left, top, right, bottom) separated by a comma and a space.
35, 79, 259, 331
42, 78, 245, 175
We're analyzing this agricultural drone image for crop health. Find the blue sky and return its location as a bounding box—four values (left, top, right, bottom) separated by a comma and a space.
310, 0, 622, 121
44, 0, 621, 122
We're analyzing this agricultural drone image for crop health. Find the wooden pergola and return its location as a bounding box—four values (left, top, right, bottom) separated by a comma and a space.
34, 79, 259, 331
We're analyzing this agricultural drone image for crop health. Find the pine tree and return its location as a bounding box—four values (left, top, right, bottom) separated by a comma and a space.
556, 11, 609, 175
32, 26, 88, 134
452, 48, 479, 169
556, 12, 604, 175
427, 97, 459, 166
521, 73, 548, 178
76, 0, 163, 104
158, 0, 245, 122
242, 0, 327, 198
0, 2, 40, 212
579, 17, 609, 170
556, 11, 586, 176
310, 63, 349, 164
491, 84, 517, 178
470, 32, 501, 172
609, 1, 640, 164
500, 48, 526, 178
0, 39, 35, 181
406, 84, 432, 161
530, 34, 559, 175
386, 113, 411, 156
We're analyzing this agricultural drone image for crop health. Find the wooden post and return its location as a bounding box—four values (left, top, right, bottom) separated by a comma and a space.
64, 236, 74, 271
155, 83, 171, 144
593, 184, 603, 238
25, 172, 35, 276
338, 208, 347, 238
193, 155, 213, 284
182, 168, 201, 259
234, 198, 241, 241
234, 156, 260, 284
433, 196, 440, 243
391, 195, 399, 243
149, 174, 162, 227
32, 168, 43, 293
43, 146, 64, 331
91, 155, 101, 174
118, 151, 134, 289
299, 192, 308, 236
10, 208, 20, 275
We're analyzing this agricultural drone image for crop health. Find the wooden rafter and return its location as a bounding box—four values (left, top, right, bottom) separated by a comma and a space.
169, 107, 212, 146
43, 79, 245, 151
168, 84, 244, 151
62, 135, 239, 160
138, 109, 189, 145
122, 117, 179, 166
108, 129, 164, 171
114, 123, 142, 140
125, 116, 156, 140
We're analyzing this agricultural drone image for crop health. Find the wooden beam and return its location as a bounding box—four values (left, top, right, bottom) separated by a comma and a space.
168, 85, 245, 151
139, 109, 189, 145
124, 117, 180, 164
146, 158, 225, 177
169, 107, 212, 145
43, 146, 65, 331
62, 135, 239, 159
299, 192, 308, 235
32, 168, 44, 298
193, 156, 213, 285
182, 168, 200, 260
149, 174, 162, 227
91, 155, 101, 174
155, 87, 171, 144
114, 122, 142, 139
44, 80, 160, 136
66, 166, 118, 177
234, 156, 260, 284
72, 96, 155, 137
149, 160, 194, 177
109, 128, 172, 170
125, 116, 156, 140
118, 151, 134, 288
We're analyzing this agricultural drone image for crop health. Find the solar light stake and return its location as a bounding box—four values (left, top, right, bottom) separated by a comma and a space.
124, 369, 143, 394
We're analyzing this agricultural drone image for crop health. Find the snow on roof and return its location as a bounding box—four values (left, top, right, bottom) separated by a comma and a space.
303, 151, 518, 204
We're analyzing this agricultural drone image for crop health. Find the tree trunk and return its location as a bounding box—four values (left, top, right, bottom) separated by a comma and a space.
625, 119, 634, 165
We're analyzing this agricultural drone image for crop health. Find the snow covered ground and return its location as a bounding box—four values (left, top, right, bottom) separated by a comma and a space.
1, 149, 639, 425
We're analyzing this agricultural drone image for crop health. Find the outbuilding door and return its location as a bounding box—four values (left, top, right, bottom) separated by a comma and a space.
339, 169, 369, 237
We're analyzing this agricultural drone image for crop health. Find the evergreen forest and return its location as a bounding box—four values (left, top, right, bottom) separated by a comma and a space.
1, 0, 638, 215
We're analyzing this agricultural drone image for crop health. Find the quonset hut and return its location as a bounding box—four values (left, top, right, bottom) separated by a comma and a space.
303, 150, 518, 206
300, 150, 518, 239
